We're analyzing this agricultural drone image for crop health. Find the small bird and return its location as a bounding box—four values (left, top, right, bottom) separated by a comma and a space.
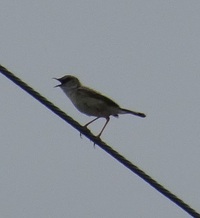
54, 75, 146, 138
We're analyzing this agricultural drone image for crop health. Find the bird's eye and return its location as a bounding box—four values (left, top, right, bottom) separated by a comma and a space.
62, 77, 72, 84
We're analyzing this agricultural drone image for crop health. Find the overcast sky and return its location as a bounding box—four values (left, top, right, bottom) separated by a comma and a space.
1, 1, 200, 217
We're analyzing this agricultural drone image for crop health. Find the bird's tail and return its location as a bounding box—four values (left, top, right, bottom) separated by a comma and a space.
120, 108, 146, 118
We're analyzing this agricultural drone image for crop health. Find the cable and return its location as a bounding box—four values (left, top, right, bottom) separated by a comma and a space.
1, 65, 199, 218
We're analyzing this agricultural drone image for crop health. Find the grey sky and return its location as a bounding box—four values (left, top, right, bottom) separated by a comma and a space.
1, 1, 200, 217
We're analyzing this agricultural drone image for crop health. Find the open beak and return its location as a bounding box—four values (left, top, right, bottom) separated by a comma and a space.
53, 78, 61, 88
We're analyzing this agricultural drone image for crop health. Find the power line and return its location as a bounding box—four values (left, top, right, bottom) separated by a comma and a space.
1, 64, 199, 218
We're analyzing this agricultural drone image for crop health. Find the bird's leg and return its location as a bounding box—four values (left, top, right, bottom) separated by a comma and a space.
80, 117, 100, 138
96, 117, 110, 138
85, 117, 100, 128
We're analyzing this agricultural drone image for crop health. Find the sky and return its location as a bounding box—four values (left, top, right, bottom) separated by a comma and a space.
1, 1, 200, 217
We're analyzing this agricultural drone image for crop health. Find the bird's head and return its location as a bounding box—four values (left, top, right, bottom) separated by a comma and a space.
53, 75, 81, 89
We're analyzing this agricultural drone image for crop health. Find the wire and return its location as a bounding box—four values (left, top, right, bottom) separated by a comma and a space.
1, 64, 199, 218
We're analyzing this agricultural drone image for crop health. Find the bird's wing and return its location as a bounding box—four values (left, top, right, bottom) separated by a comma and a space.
77, 86, 120, 108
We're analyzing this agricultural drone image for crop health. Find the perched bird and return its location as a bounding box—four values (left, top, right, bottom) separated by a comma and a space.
54, 75, 146, 138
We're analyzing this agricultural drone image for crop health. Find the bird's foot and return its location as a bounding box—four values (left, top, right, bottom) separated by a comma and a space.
79, 125, 90, 139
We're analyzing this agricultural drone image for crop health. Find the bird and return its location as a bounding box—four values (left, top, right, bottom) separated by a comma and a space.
54, 75, 146, 138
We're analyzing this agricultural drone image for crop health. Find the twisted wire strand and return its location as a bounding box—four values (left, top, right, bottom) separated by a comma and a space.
1, 65, 199, 218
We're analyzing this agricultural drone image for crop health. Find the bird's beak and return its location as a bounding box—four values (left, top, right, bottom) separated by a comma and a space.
53, 78, 61, 88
